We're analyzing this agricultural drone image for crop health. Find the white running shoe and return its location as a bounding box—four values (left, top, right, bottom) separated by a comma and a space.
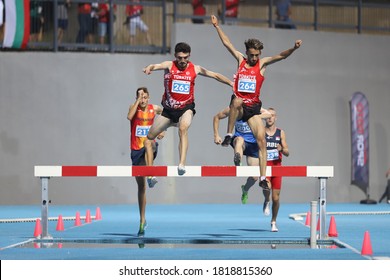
263, 200, 270, 216
178, 165, 186, 175
147, 176, 158, 188
271, 221, 278, 232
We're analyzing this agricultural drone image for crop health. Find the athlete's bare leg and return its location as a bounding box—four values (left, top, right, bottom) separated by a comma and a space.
135, 176, 146, 225
177, 110, 194, 168
271, 189, 281, 223
144, 140, 157, 166
146, 115, 171, 166
233, 136, 245, 165
227, 97, 243, 135
242, 156, 259, 192
247, 115, 267, 178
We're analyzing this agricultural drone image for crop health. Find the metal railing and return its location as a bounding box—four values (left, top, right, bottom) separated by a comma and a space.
1, 0, 169, 53
1, 0, 389, 53
173, 0, 390, 35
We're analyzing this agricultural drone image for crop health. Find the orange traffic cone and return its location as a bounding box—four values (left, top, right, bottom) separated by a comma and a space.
361, 231, 373, 256
34, 218, 42, 237
328, 216, 338, 237
305, 211, 311, 226
95, 207, 102, 220
85, 209, 91, 223
56, 215, 64, 231
74, 211, 82, 226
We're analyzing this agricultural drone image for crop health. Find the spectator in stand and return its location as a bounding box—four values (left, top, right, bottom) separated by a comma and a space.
90, 2, 99, 43
275, 0, 296, 29
191, 0, 206, 24
124, 0, 152, 45
76, 3, 93, 44
57, 0, 71, 44
97, 1, 116, 44
218, 0, 239, 24
30, 0, 44, 42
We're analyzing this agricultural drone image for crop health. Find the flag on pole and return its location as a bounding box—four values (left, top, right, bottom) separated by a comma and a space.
0, 1, 4, 27
3, 0, 30, 49
350, 92, 369, 195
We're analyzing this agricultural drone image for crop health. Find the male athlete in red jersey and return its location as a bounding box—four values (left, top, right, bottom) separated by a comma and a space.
211, 14, 301, 193
143, 42, 233, 177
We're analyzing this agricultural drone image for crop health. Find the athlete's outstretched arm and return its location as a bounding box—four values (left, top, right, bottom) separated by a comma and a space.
261, 40, 302, 67
196, 65, 233, 87
211, 15, 242, 63
213, 107, 230, 145
143, 61, 172, 74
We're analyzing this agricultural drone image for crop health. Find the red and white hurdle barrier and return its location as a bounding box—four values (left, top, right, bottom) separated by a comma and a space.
34, 165, 333, 239
34, 165, 333, 178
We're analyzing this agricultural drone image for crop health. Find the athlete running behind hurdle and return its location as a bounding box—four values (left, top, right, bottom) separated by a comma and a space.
214, 107, 289, 232
127, 87, 164, 237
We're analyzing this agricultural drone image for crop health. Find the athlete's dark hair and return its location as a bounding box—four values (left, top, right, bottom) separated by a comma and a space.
175, 42, 191, 54
136, 87, 149, 98
244, 38, 264, 51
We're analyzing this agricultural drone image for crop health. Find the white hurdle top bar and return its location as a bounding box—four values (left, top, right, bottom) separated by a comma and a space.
34, 166, 334, 178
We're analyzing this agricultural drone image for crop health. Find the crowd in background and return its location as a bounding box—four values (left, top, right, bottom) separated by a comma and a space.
1, 0, 388, 51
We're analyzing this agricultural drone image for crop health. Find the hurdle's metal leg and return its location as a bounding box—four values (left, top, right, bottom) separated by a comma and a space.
318, 177, 328, 240
310, 200, 318, 249
40, 177, 50, 239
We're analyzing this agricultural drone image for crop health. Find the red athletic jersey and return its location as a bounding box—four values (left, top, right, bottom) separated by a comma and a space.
126, 1, 142, 17
225, 0, 239, 18
162, 61, 197, 109
78, 3, 91, 14
233, 59, 264, 106
98, 4, 116, 23
130, 104, 155, 150
192, 0, 206, 16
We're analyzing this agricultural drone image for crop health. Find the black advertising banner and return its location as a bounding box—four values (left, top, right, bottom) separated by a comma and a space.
350, 92, 369, 195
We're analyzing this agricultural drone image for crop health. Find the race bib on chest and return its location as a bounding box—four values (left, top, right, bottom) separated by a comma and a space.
267, 149, 279, 161
135, 125, 150, 137
171, 80, 190, 95
235, 122, 251, 134
238, 78, 256, 93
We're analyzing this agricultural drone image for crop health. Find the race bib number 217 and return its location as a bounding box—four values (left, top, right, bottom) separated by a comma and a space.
136, 125, 150, 137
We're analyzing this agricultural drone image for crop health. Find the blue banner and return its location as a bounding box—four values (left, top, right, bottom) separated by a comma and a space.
350, 92, 369, 195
